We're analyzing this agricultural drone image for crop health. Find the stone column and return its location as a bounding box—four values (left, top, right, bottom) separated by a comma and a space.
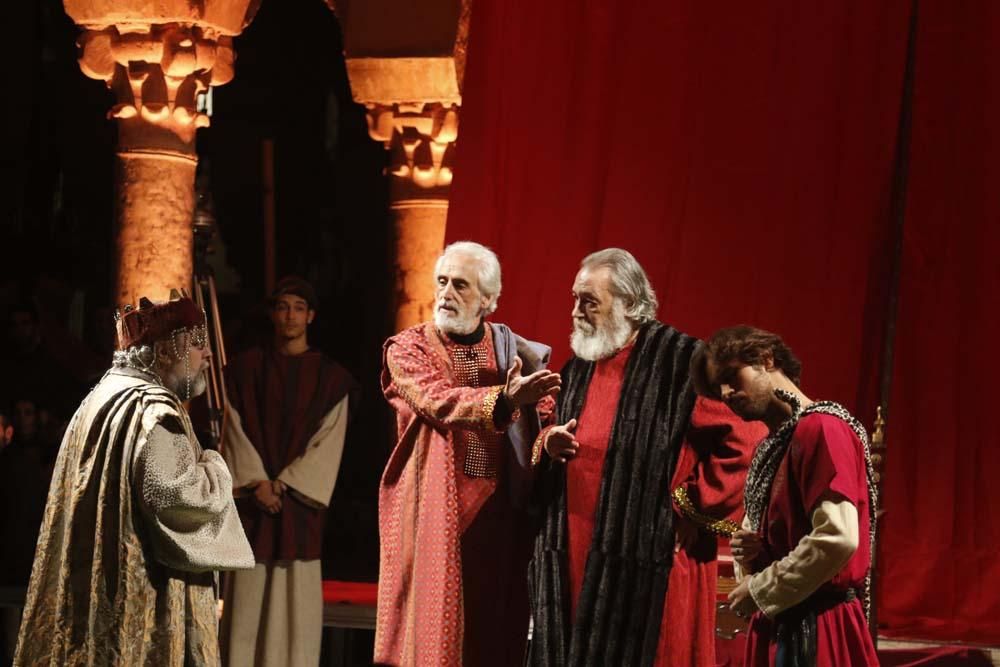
64, 0, 259, 305
334, 0, 469, 332
365, 102, 459, 331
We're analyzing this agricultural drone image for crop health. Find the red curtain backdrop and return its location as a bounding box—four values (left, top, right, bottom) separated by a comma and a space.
449, 2, 908, 419
880, 1, 1000, 643
446, 0, 1000, 644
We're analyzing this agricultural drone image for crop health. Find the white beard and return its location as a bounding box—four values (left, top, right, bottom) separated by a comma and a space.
188, 371, 208, 399
570, 300, 635, 361
163, 367, 208, 400
434, 302, 483, 335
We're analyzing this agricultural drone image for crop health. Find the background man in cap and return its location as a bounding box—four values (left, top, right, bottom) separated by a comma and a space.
15, 293, 254, 666
220, 276, 357, 667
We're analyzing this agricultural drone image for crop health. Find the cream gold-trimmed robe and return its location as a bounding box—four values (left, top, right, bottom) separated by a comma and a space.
15, 367, 254, 667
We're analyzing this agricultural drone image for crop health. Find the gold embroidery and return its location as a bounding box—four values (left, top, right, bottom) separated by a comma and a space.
672, 486, 740, 537
530, 428, 547, 466
445, 334, 502, 478
481, 385, 503, 430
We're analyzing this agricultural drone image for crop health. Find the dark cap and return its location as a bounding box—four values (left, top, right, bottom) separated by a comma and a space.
270, 276, 318, 311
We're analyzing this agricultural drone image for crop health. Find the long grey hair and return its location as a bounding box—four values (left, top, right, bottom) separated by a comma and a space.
580, 248, 659, 324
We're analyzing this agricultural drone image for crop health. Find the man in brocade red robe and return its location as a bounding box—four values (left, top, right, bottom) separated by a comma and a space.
220, 277, 357, 667
375, 242, 560, 667
692, 325, 878, 667
528, 248, 765, 667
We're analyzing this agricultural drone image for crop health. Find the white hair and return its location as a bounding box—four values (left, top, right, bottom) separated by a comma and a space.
435, 241, 503, 314
581, 248, 658, 324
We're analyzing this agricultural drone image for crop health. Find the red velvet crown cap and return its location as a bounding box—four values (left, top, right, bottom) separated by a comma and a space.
115, 297, 206, 350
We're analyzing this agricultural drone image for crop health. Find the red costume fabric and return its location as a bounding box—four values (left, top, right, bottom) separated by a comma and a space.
659, 397, 766, 666
115, 296, 205, 349
565, 341, 632, 618
376, 322, 553, 667
530, 322, 755, 666
744, 413, 878, 666
226, 347, 354, 561
564, 340, 764, 667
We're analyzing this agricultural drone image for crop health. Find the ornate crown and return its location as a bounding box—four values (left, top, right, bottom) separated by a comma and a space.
114, 289, 206, 351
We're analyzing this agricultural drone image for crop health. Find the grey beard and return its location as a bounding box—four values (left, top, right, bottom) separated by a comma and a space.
162, 369, 208, 400
434, 307, 483, 336
570, 304, 634, 361
187, 372, 208, 399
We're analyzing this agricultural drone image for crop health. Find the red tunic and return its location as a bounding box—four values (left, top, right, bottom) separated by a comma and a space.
744, 413, 878, 667
565, 344, 764, 667
225, 347, 354, 561
566, 341, 633, 619
658, 397, 765, 666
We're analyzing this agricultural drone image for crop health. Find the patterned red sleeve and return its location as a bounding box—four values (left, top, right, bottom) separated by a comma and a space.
671, 396, 766, 535
529, 424, 556, 466
384, 339, 506, 434
528, 396, 559, 465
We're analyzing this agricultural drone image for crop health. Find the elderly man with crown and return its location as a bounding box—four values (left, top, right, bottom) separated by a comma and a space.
14, 291, 254, 667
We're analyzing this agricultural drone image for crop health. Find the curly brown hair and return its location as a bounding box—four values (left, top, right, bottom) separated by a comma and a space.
690, 325, 802, 398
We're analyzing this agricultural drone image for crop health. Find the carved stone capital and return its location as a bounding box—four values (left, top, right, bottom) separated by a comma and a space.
65, 0, 258, 155
64, 0, 260, 37
367, 102, 459, 195
335, 0, 469, 331
77, 25, 236, 154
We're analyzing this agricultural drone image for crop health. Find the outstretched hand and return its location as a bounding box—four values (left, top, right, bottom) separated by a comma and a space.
544, 418, 579, 463
504, 357, 561, 407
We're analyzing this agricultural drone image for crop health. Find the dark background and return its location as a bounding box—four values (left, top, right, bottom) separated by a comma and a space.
0, 0, 390, 582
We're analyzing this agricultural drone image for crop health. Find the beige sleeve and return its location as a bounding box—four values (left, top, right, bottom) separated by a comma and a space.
733, 514, 754, 581
134, 423, 255, 572
277, 396, 349, 509
222, 398, 270, 495
748, 499, 859, 618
